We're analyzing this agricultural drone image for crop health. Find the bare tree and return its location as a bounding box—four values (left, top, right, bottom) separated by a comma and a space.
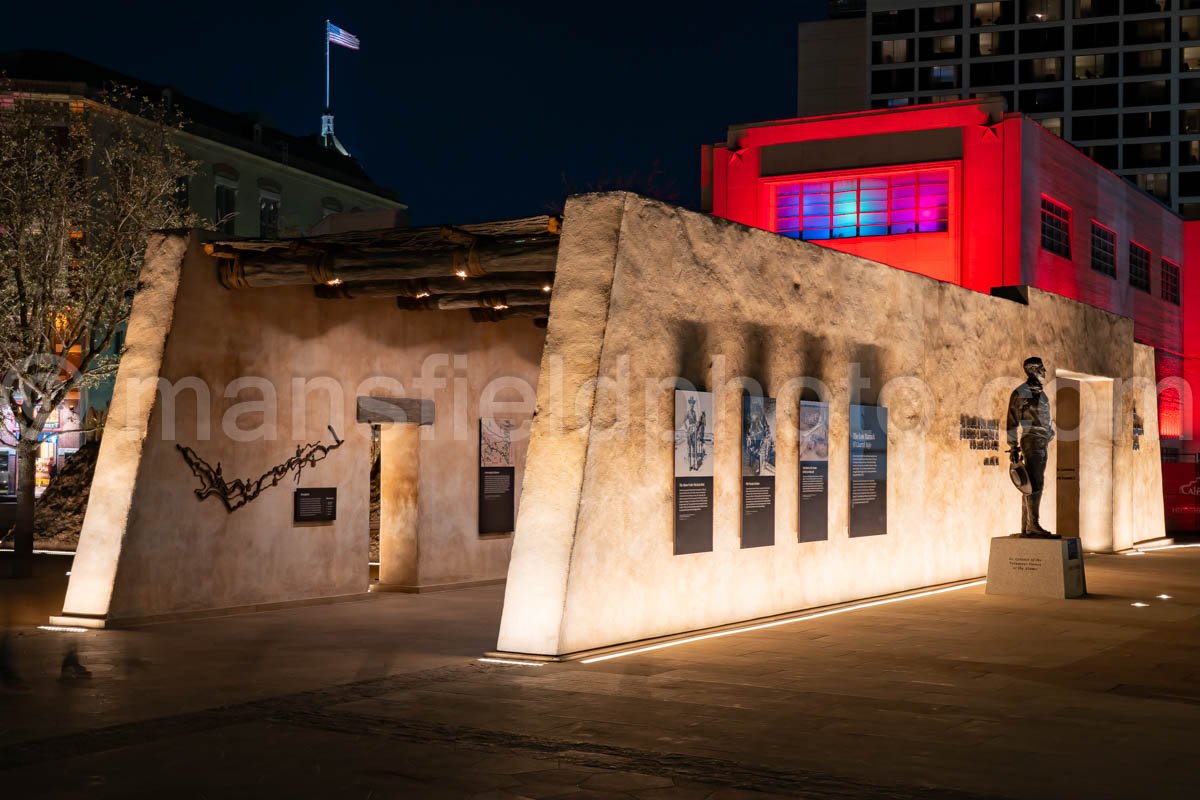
0, 81, 197, 577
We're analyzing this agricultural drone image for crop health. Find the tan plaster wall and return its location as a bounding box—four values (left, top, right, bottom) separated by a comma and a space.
66, 232, 544, 622
497, 193, 1166, 657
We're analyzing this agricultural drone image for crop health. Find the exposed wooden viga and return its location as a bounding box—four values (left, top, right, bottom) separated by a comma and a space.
203, 215, 560, 324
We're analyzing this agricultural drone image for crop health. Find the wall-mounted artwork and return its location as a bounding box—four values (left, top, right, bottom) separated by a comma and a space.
674, 390, 714, 554
176, 426, 344, 513
798, 401, 829, 542
741, 395, 776, 548
479, 418, 516, 533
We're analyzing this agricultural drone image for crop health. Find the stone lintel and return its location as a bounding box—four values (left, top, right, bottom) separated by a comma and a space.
356, 396, 435, 426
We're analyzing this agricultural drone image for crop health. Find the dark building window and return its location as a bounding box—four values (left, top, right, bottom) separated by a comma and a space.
1021, 57, 1063, 82
1124, 111, 1170, 137
920, 5, 963, 30
1074, 21, 1119, 48
872, 68, 915, 94
1125, 19, 1169, 45
1181, 109, 1200, 134
1124, 80, 1169, 108
1134, 172, 1170, 201
1180, 142, 1200, 167
1181, 77, 1200, 103
1019, 87, 1064, 112
1162, 259, 1181, 304
1129, 243, 1152, 292
215, 184, 237, 235
872, 9, 914, 35
972, 61, 1015, 86
1073, 114, 1118, 140
919, 35, 962, 60
1090, 222, 1117, 276
259, 195, 280, 238
1125, 49, 1169, 77
1020, 26, 1064, 53
1075, 0, 1119, 17
1078, 144, 1119, 169
1180, 167, 1200, 192
772, 168, 951, 241
1124, 142, 1170, 168
1040, 196, 1072, 258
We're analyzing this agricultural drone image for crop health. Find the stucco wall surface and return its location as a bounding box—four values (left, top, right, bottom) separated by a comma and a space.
64, 232, 544, 622
497, 193, 1165, 657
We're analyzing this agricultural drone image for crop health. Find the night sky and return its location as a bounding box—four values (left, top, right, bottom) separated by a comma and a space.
6, 2, 826, 225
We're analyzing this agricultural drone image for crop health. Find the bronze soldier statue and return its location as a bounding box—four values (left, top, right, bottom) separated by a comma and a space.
1006, 356, 1059, 538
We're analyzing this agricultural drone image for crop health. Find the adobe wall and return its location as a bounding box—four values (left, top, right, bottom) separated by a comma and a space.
497, 192, 1165, 657
61, 232, 544, 624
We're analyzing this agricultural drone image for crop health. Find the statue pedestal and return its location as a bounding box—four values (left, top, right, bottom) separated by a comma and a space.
986, 535, 1086, 599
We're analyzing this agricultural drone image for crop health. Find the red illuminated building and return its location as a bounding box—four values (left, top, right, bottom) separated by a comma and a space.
702, 98, 1200, 530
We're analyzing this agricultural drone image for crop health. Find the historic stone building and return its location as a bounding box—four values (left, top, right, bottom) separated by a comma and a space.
0, 50, 404, 498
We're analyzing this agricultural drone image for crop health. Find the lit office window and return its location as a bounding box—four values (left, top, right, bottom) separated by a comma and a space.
1090, 221, 1116, 277
1039, 196, 1072, 258
773, 169, 951, 241
1162, 259, 1181, 304
1129, 243, 1151, 292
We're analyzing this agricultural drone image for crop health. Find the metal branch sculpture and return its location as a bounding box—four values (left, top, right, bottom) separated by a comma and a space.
176, 426, 345, 512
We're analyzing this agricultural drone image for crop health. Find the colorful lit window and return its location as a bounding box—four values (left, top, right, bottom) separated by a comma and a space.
1130, 243, 1151, 292
773, 168, 951, 241
1089, 221, 1116, 277
1039, 196, 1071, 259
1161, 258, 1180, 304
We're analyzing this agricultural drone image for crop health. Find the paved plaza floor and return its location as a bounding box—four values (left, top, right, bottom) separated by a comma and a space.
1, 546, 1199, 799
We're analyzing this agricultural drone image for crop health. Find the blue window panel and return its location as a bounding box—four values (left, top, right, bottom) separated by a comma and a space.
859, 225, 889, 236
802, 229, 830, 240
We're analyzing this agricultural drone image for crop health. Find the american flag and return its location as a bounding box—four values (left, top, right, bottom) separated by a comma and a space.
327, 22, 360, 51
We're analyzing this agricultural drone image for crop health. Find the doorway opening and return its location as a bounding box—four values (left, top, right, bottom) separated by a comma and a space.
1055, 372, 1115, 551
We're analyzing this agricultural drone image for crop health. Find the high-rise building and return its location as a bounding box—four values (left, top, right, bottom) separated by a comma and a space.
797, 1, 1200, 218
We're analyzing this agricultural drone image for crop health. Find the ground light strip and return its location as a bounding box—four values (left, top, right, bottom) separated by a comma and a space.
579, 580, 988, 664
37, 625, 89, 633
1128, 543, 1200, 554
478, 657, 546, 667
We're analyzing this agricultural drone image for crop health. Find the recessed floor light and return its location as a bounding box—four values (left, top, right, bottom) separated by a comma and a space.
1131, 602, 1149, 608
1157, 594, 1172, 600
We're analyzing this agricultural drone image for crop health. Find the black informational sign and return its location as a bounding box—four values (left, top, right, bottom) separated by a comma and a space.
849, 404, 888, 537
741, 395, 776, 548
479, 419, 517, 534
797, 401, 830, 543
674, 390, 714, 555
479, 467, 516, 533
294, 488, 337, 523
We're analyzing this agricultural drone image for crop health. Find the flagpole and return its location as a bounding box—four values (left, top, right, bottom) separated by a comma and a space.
324, 19, 331, 112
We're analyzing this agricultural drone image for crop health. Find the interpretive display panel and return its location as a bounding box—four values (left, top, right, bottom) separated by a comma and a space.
741, 395, 776, 548
479, 419, 516, 534
797, 400, 830, 542
294, 488, 337, 523
849, 404, 887, 537
674, 390, 714, 555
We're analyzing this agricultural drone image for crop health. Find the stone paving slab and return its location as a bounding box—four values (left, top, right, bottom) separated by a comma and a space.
1, 548, 1198, 798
